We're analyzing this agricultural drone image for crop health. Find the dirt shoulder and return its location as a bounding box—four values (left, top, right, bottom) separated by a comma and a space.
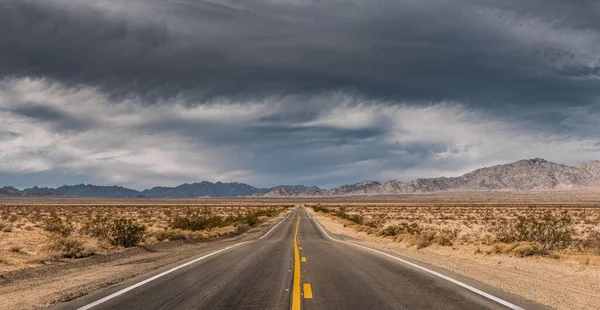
0, 215, 285, 310
308, 209, 600, 310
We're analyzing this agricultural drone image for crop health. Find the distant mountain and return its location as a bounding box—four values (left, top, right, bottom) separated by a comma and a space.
141, 181, 264, 198
266, 158, 600, 196
24, 184, 140, 198
2, 159, 600, 198
268, 185, 321, 193
323, 181, 382, 195
263, 185, 322, 197
375, 158, 594, 194
575, 160, 600, 179
0, 182, 321, 198
1, 186, 54, 197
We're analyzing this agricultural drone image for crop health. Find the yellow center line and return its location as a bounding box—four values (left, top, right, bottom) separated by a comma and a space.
292, 214, 301, 310
301, 257, 306, 262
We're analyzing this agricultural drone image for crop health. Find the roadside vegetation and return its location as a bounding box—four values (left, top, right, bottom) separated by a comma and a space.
0, 202, 289, 272
310, 203, 600, 258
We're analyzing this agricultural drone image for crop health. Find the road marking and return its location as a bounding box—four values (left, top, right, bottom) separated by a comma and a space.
303, 284, 313, 299
78, 207, 298, 310
292, 215, 302, 310
76, 242, 250, 310
302, 257, 307, 262
259, 206, 295, 240
307, 207, 525, 310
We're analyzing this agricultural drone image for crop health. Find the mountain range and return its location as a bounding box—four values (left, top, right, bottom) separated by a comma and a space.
2, 158, 600, 198
0, 182, 322, 198
265, 158, 600, 196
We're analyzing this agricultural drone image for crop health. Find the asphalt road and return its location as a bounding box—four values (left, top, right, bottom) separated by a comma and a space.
59, 206, 549, 310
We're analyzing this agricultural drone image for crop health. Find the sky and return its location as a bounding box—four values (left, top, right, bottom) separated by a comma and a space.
1, 0, 600, 190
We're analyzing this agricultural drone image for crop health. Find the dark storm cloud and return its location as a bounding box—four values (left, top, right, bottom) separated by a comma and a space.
0, 0, 598, 110
3, 104, 91, 131
1, 0, 600, 189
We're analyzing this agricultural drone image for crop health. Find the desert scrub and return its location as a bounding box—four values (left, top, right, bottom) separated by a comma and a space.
582, 229, 600, 254
312, 205, 331, 213
107, 219, 146, 247
492, 211, 574, 250
171, 215, 236, 231
436, 227, 461, 246
81, 217, 146, 247
170, 208, 282, 231
46, 237, 96, 259
379, 222, 424, 237
43, 217, 73, 237
154, 229, 189, 242
80, 216, 111, 239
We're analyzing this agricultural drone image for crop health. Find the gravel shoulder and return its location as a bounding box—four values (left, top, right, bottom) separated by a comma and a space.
0, 215, 286, 310
309, 209, 600, 310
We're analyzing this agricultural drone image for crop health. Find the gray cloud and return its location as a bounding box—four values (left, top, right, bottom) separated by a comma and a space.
1, 0, 598, 108
0, 0, 600, 188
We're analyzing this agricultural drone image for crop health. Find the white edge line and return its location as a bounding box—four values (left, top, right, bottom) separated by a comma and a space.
306, 207, 525, 310
78, 207, 296, 310
259, 206, 294, 240
77, 242, 249, 310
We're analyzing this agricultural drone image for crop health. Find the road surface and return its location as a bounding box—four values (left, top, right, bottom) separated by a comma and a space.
58, 206, 548, 310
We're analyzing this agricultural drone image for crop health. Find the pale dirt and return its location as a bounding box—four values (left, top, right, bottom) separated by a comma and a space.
0, 215, 285, 310
309, 209, 600, 310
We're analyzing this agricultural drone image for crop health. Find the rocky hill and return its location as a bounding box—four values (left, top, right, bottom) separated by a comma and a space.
575, 160, 600, 179
266, 158, 600, 196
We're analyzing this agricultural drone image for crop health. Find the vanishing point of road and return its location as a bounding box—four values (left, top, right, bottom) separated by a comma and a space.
58, 206, 549, 310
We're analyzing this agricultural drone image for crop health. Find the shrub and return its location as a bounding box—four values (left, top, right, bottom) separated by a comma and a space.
492, 211, 574, 250
170, 208, 281, 232
154, 229, 188, 241
582, 230, 600, 254
333, 208, 365, 225
436, 228, 461, 246
417, 232, 436, 249
0, 222, 11, 232
379, 222, 424, 237
81, 217, 147, 247
170, 215, 225, 231
512, 243, 550, 258
313, 205, 330, 213
46, 238, 96, 259
108, 219, 146, 248
44, 217, 73, 237
243, 214, 260, 227
80, 217, 111, 239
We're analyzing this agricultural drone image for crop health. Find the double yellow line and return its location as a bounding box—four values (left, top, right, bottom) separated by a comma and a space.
292, 215, 301, 310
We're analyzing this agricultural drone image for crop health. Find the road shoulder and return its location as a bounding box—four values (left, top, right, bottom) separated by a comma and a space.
308, 209, 600, 310
0, 215, 284, 310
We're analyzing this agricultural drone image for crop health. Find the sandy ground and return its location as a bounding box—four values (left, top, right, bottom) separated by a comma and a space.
309, 209, 600, 310
0, 215, 284, 310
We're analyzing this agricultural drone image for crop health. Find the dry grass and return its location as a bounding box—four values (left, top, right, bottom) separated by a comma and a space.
0, 200, 290, 272
308, 191, 600, 259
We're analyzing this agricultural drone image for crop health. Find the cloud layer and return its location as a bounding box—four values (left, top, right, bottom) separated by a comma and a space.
0, 0, 599, 188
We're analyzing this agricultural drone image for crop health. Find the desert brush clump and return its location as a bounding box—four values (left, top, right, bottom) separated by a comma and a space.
45, 237, 97, 259
0, 202, 290, 272
108, 218, 146, 247
81, 217, 146, 248
170, 207, 283, 231
312, 205, 461, 247
43, 217, 73, 237
492, 211, 574, 250
309, 200, 600, 257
